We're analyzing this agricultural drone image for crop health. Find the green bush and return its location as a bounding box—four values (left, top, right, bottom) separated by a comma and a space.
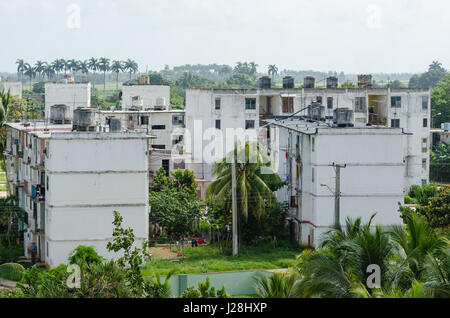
404, 195, 418, 204
68, 245, 103, 267
0, 263, 25, 281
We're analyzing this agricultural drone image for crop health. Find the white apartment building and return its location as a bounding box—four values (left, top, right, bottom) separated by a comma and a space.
185, 82, 430, 192
4, 119, 149, 268
45, 82, 91, 120
264, 118, 405, 246
0, 81, 22, 98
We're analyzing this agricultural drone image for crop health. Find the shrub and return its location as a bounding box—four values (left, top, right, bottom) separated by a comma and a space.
404, 195, 418, 204
0, 263, 25, 281
68, 245, 103, 267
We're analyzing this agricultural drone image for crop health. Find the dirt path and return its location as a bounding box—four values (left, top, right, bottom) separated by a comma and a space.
148, 246, 179, 260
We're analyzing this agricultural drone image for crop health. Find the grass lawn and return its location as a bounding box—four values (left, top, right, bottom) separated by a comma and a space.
142, 244, 301, 277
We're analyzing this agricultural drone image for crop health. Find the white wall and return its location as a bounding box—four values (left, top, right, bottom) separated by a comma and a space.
45, 83, 91, 119
0, 81, 22, 98
121, 85, 170, 109
44, 132, 149, 267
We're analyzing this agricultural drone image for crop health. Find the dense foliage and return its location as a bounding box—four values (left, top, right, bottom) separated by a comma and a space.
149, 168, 203, 240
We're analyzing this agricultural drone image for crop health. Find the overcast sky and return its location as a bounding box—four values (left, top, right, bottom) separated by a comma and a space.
1, 0, 449, 74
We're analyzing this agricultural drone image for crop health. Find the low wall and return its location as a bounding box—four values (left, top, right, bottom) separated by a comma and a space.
161, 270, 273, 297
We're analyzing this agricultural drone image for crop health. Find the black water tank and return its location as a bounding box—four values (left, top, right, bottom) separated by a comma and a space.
304, 76, 315, 88
326, 76, 338, 88
283, 76, 294, 89
259, 76, 272, 89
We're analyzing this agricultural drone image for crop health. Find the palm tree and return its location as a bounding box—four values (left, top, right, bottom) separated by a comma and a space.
23, 63, 36, 90
78, 60, 89, 81
87, 57, 98, 87
97, 57, 110, 96
51, 59, 65, 80
249, 62, 258, 76
207, 142, 282, 248
43, 64, 55, 80
110, 60, 123, 90
34, 60, 46, 81
123, 58, 138, 81
15, 59, 25, 83
389, 212, 449, 290
0, 195, 25, 261
253, 273, 297, 298
66, 59, 79, 75
268, 64, 278, 81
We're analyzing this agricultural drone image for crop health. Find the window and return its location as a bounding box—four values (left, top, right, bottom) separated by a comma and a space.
391, 96, 401, 108
423, 118, 428, 128
312, 167, 315, 183
422, 158, 427, 169
355, 97, 366, 112
391, 119, 400, 128
245, 98, 256, 110
282, 97, 294, 113
151, 125, 166, 130
245, 120, 255, 130
311, 137, 315, 152
46, 176, 49, 191
215, 120, 221, 130
46, 241, 49, 258
327, 97, 333, 109
316, 96, 322, 104
140, 116, 149, 125
152, 145, 166, 149
215, 98, 221, 110
422, 96, 428, 110
162, 159, 170, 176
172, 115, 184, 125
422, 138, 428, 152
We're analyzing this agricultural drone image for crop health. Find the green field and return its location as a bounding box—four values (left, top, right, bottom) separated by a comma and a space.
142, 244, 300, 277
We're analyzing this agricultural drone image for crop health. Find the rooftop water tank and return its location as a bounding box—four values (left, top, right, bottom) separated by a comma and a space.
304, 76, 315, 88
139, 75, 150, 85
73, 107, 97, 132
326, 76, 338, 88
282, 76, 295, 89
357, 74, 372, 88
444, 123, 450, 132
259, 76, 272, 89
50, 104, 70, 124
109, 117, 122, 132
333, 108, 354, 127
307, 102, 325, 121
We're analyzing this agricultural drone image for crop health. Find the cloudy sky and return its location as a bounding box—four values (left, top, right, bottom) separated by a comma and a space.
1, 0, 449, 74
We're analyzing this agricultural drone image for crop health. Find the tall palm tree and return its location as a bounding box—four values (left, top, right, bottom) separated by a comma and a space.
43, 64, 55, 80
207, 141, 282, 247
23, 63, 36, 90
97, 57, 110, 96
87, 57, 98, 87
34, 60, 46, 81
51, 59, 65, 80
110, 60, 123, 90
123, 58, 138, 81
268, 64, 278, 81
78, 60, 89, 81
15, 59, 25, 83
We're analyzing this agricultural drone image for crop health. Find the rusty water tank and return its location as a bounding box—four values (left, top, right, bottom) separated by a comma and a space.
73, 107, 97, 131
333, 108, 354, 127
357, 74, 372, 88
304, 76, 315, 88
282, 76, 295, 89
50, 104, 70, 124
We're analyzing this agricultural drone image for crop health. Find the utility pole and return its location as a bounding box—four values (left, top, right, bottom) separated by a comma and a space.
231, 148, 238, 256
330, 163, 346, 228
